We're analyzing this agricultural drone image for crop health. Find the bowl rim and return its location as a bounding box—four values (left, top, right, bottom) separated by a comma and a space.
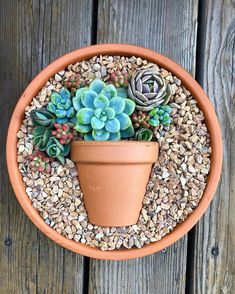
6, 44, 223, 260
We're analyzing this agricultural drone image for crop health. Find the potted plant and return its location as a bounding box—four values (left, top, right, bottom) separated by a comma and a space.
7, 44, 222, 260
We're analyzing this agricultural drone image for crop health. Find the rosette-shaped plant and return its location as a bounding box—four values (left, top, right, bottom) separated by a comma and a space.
128, 68, 172, 111
32, 126, 52, 151
73, 79, 135, 141
46, 137, 70, 165
30, 108, 55, 127
135, 128, 153, 141
28, 151, 51, 173
148, 105, 172, 127
47, 89, 76, 124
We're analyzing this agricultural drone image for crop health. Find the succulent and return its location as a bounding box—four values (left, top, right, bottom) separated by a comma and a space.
51, 123, 73, 145
73, 79, 135, 141
30, 108, 56, 127
32, 126, 52, 151
46, 137, 70, 165
47, 89, 76, 124
128, 67, 172, 111
148, 105, 172, 127
63, 74, 84, 96
109, 69, 129, 88
28, 151, 51, 173
135, 128, 153, 141
131, 111, 151, 129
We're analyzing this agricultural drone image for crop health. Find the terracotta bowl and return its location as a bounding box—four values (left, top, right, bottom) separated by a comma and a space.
6, 44, 222, 260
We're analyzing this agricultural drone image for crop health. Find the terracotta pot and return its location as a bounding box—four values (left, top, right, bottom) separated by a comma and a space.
6, 44, 222, 260
71, 141, 158, 227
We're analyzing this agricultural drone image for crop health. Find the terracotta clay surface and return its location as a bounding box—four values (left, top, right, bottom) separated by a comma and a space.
6, 44, 222, 260
71, 141, 159, 227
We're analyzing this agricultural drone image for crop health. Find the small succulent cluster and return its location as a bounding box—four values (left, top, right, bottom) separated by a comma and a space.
47, 89, 76, 124
131, 111, 151, 129
28, 151, 51, 173
73, 79, 135, 140
30, 108, 71, 165
109, 69, 129, 88
128, 67, 171, 111
148, 105, 172, 127
51, 123, 74, 145
63, 74, 84, 96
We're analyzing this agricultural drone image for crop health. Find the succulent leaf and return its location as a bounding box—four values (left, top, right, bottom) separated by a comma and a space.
30, 108, 55, 127
77, 108, 94, 124
90, 79, 106, 94
117, 87, 128, 98
82, 90, 97, 109
123, 99, 135, 115
105, 118, 120, 133
101, 84, 117, 99
108, 132, 121, 141
109, 97, 125, 114
92, 129, 109, 141
84, 132, 94, 141
94, 94, 109, 109
116, 113, 132, 130
120, 125, 135, 139
91, 117, 105, 130
75, 122, 92, 133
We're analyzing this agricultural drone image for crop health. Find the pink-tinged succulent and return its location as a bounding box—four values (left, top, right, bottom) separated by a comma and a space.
63, 74, 84, 95
51, 123, 73, 145
109, 69, 129, 88
28, 151, 51, 173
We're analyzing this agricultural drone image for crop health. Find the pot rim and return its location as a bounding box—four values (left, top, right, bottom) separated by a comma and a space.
70, 141, 159, 164
6, 44, 223, 260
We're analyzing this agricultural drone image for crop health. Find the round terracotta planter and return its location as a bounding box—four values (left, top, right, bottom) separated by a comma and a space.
6, 44, 222, 260
70, 141, 159, 227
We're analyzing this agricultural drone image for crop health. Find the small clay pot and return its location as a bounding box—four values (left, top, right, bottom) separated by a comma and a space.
71, 141, 159, 227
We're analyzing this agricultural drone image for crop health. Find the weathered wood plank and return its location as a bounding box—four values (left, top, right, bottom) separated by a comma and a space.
89, 1, 198, 293
0, 1, 92, 293
190, 0, 235, 293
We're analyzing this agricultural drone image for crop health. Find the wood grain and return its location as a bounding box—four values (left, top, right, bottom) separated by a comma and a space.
89, 1, 198, 293
0, 1, 92, 293
190, 0, 235, 293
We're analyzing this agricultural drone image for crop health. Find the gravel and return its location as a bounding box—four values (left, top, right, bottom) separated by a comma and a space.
16, 55, 211, 251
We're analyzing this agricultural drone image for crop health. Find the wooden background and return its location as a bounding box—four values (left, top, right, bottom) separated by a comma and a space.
0, 0, 234, 293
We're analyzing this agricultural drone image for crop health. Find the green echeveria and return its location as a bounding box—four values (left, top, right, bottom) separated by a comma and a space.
148, 105, 172, 127
46, 137, 70, 165
47, 89, 76, 124
73, 79, 136, 141
135, 128, 153, 141
30, 108, 56, 127
32, 126, 52, 151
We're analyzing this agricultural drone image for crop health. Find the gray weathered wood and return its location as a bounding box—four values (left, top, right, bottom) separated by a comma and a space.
190, 0, 235, 293
89, 1, 199, 293
0, 0, 92, 293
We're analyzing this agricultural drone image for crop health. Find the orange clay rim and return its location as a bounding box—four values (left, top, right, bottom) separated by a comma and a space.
6, 44, 223, 260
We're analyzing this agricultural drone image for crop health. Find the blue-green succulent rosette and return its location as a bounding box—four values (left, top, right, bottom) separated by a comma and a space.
72, 80, 136, 141
47, 89, 76, 124
148, 105, 172, 127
